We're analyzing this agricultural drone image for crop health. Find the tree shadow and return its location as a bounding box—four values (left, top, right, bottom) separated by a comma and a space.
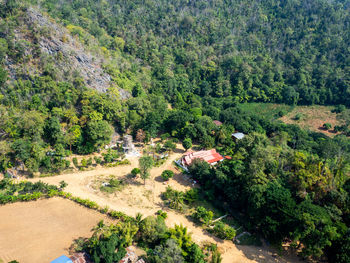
122, 174, 143, 186
171, 172, 193, 188
236, 240, 304, 263
173, 147, 185, 154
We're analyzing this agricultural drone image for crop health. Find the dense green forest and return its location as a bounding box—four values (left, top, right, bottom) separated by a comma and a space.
38, 0, 350, 105
0, 0, 350, 262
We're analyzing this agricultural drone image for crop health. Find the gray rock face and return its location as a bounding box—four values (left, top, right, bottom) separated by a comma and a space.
9, 7, 130, 99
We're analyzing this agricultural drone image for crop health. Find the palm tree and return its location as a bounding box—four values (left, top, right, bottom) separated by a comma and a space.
170, 191, 185, 210
135, 212, 144, 225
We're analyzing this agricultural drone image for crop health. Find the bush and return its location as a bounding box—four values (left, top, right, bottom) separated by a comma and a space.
161, 170, 174, 181
192, 206, 213, 226
211, 221, 236, 240
72, 157, 78, 167
81, 158, 87, 167
293, 113, 303, 121
156, 210, 168, 219
323, 123, 332, 130
131, 168, 141, 177
332, 105, 346, 113
94, 156, 102, 164
87, 157, 93, 166
184, 188, 199, 203
164, 140, 176, 151
277, 110, 287, 117
160, 133, 170, 141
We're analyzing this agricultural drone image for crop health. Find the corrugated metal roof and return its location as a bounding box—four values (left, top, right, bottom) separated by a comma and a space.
182, 149, 225, 166
232, 132, 245, 140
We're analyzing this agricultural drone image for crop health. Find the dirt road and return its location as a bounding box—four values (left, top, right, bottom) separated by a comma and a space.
25, 145, 301, 263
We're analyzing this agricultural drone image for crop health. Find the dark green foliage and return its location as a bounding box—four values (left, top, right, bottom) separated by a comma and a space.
131, 167, 140, 177
192, 206, 213, 226
88, 234, 126, 263
156, 210, 167, 219
85, 121, 113, 151
211, 221, 236, 240
138, 216, 167, 246
148, 239, 184, 263
161, 170, 174, 181
182, 138, 192, 151
323, 123, 332, 130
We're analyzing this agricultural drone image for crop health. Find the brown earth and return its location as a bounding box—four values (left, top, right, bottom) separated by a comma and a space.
13, 144, 302, 263
279, 105, 342, 137
0, 198, 111, 263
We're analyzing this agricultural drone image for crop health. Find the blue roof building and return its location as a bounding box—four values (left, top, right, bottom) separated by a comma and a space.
50, 255, 73, 263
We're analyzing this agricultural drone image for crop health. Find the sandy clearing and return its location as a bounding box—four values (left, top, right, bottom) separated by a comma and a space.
0, 198, 111, 263
25, 144, 302, 263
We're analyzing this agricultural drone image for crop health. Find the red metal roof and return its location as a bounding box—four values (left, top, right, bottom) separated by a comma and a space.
182, 149, 224, 166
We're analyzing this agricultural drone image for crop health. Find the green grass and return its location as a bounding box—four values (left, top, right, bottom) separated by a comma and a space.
99, 177, 125, 193
237, 103, 294, 120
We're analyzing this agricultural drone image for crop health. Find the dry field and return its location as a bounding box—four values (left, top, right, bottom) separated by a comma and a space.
0, 198, 110, 263
279, 105, 343, 136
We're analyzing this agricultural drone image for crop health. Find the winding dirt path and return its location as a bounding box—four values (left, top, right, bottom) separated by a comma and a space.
25, 145, 302, 263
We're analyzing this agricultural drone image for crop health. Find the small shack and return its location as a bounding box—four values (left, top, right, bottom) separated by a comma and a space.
232, 132, 245, 140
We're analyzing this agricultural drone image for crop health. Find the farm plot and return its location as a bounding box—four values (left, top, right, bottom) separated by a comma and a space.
0, 198, 110, 263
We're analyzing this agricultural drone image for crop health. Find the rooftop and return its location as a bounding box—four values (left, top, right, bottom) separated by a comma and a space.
232, 132, 245, 140
182, 149, 224, 166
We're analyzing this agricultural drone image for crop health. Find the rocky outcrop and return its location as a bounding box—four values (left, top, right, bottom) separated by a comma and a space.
8, 7, 130, 99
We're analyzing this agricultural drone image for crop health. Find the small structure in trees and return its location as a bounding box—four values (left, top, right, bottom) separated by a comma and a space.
122, 135, 139, 156
232, 132, 245, 141
213, 120, 223, 126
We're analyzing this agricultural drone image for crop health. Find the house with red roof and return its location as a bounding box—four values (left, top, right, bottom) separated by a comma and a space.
180, 149, 225, 169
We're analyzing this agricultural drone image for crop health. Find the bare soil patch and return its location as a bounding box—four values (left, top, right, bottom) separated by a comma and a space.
279, 105, 342, 136
0, 198, 110, 263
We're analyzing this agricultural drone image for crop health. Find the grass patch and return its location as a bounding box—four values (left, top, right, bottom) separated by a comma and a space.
92, 175, 126, 194
237, 103, 293, 120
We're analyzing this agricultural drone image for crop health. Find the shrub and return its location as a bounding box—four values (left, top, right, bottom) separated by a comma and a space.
160, 133, 170, 141
164, 140, 176, 151
184, 188, 199, 203
131, 168, 141, 177
72, 157, 78, 167
81, 158, 87, 167
277, 110, 287, 117
156, 210, 168, 219
161, 170, 174, 181
211, 221, 236, 240
192, 206, 213, 226
94, 156, 102, 164
87, 157, 93, 166
323, 123, 332, 130
332, 105, 346, 113
293, 113, 303, 121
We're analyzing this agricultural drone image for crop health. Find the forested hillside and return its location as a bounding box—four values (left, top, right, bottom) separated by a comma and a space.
0, 0, 350, 262
39, 0, 350, 105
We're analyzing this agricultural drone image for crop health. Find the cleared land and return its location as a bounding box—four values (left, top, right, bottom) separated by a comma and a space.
0, 198, 110, 263
279, 105, 343, 136
23, 144, 302, 263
